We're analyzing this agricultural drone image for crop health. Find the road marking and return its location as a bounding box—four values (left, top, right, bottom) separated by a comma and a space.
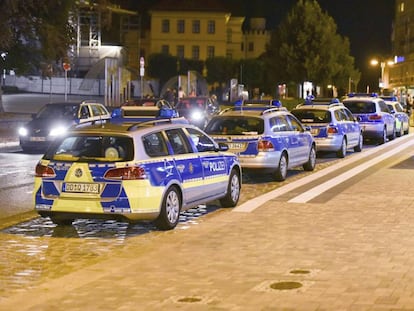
289, 138, 414, 203
233, 134, 414, 213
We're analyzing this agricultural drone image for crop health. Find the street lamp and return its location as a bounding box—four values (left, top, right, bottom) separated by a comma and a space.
370, 58, 394, 93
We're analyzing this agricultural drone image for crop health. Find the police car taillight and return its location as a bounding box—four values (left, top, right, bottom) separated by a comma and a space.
35, 163, 56, 178
258, 140, 274, 151
368, 114, 382, 120
104, 166, 147, 180
327, 126, 339, 134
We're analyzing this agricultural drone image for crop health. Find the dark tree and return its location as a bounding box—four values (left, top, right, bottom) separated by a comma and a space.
263, 0, 360, 96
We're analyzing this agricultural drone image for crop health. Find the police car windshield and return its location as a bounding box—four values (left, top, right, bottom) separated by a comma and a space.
43, 135, 134, 162
205, 116, 264, 135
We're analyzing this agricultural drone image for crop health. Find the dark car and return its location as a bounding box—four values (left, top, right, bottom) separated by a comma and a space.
18, 101, 110, 152
175, 96, 220, 129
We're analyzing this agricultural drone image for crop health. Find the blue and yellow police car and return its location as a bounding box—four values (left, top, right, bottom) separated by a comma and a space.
34, 118, 241, 230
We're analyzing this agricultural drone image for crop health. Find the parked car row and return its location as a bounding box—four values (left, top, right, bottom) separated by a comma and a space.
26, 93, 409, 230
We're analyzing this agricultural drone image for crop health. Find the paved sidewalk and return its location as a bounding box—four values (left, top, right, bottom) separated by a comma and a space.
1, 137, 414, 310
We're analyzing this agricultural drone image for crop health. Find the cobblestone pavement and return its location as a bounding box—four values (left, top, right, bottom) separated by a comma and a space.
0, 134, 414, 310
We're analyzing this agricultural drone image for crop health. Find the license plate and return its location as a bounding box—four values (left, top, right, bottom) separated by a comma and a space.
30, 136, 46, 141
311, 128, 319, 135
227, 142, 246, 150
63, 183, 100, 194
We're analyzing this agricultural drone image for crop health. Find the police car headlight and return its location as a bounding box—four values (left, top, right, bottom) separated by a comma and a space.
18, 127, 28, 136
49, 126, 67, 137
191, 111, 203, 121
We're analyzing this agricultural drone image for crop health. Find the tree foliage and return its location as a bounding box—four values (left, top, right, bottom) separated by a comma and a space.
264, 0, 360, 96
0, 0, 112, 75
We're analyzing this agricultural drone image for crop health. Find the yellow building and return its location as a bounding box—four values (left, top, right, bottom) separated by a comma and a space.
122, 0, 270, 67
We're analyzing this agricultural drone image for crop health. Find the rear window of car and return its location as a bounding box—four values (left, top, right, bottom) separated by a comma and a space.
291, 109, 331, 123
205, 116, 264, 135
343, 101, 376, 113
43, 135, 134, 162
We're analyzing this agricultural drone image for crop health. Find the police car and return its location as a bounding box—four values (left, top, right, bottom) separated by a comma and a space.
33, 118, 242, 230
204, 105, 316, 181
291, 100, 363, 158
343, 93, 396, 144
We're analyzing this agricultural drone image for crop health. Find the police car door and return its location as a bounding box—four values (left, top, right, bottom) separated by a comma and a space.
186, 127, 227, 199
285, 114, 310, 166
165, 128, 204, 204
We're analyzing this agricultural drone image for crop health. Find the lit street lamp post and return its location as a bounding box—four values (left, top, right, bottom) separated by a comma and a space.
370, 58, 394, 93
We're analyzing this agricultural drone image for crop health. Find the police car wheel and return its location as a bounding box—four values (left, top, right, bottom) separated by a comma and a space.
154, 186, 181, 230
336, 138, 347, 158
219, 169, 241, 207
354, 133, 363, 152
274, 153, 288, 181
303, 145, 316, 171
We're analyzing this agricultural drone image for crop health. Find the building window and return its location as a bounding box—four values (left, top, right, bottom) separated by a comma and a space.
227, 29, 232, 43
207, 20, 215, 34
241, 42, 244, 51
400, 2, 405, 12
177, 20, 185, 33
192, 46, 200, 60
207, 46, 215, 58
248, 42, 254, 52
161, 45, 169, 54
162, 19, 170, 33
177, 45, 184, 59
192, 20, 200, 33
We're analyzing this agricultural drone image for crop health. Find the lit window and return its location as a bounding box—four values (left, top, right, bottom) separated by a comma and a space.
400, 2, 405, 12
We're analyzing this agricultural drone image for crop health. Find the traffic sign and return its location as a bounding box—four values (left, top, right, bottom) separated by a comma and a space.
63, 62, 71, 71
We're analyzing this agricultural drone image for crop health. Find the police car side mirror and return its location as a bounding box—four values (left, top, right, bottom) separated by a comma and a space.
217, 142, 229, 151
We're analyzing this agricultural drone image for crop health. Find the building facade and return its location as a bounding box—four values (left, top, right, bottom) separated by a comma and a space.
389, 0, 414, 97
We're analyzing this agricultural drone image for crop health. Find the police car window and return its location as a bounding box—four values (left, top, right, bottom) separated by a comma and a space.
80, 106, 90, 118
142, 132, 168, 157
343, 108, 354, 121
344, 101, 375, 113
270, 116, 289, 132
334, 110, 346, 121
379, 101, 390, 113
186, 127, 216, 152
90, 105, 102, 117
44, 135, 133, 162
165, 129, 191, 154
286, 115, 304, 132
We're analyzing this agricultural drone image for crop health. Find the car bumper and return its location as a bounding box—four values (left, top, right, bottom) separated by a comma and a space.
238, 151, 282, 169
314, 136, 343, 152
359, 123, 385, 138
